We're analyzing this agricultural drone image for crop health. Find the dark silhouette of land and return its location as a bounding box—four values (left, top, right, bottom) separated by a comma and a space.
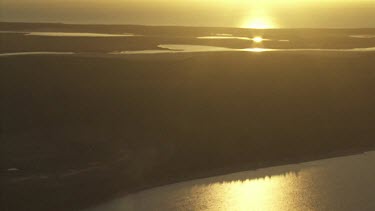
1, 22, 375, 211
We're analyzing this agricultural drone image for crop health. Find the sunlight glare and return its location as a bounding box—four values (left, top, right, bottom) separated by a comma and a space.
198, 173, 303, 211
253, 36, 264, 43
245, 17, 275, 29
243, 48, 272, 52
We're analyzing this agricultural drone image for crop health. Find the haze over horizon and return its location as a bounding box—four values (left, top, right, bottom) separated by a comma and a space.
1, 0, 375, 28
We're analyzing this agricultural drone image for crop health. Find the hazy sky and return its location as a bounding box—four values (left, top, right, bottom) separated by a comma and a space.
1, 0, 374, 28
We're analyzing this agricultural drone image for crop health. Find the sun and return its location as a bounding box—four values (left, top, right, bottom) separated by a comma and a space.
243, 17, 276, 29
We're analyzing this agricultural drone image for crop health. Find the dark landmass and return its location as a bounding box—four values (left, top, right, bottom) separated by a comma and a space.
1, 22, 375, 211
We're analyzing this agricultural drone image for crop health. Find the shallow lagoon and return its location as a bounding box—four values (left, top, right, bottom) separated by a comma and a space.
26, 32, 136, 37
0, 31, 136, 37
0, 52, 75, 57
112, 44, 375, 55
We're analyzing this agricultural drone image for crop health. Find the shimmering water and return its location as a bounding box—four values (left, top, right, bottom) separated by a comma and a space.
3, 46, 375, 57
0, 31, 136, 37
26, 32, 136, 37
0, 52, 75, 57
197, 36, 272, 42
197, 36, 252, 41
87, 151, 375, 211
111, 44, 375, 55
350, 35, 375, 39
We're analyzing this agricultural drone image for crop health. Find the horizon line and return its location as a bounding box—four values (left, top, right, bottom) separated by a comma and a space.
1, 21, 375, 30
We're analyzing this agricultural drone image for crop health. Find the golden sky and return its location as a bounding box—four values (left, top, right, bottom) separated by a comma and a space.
1, 0, 374, 28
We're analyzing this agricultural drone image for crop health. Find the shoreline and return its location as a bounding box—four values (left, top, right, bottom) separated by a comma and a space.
95, 145, 375, 207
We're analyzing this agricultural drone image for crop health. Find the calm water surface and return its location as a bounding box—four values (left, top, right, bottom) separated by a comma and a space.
0, 31, 136, 37
26, 32, 136, 37
112, 45, 375, 55
87, 151, 375, 211
349, 35, 375, 39
0, 52, 75, 57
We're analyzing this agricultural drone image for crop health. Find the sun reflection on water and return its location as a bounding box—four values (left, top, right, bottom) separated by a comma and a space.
195, 173, 305, 211
87, 152, 375, 211
252, 36, 264, 43
243, 48, 271, 52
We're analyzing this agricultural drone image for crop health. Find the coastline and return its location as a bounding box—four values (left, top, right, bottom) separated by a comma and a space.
126, 146, 375, 195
